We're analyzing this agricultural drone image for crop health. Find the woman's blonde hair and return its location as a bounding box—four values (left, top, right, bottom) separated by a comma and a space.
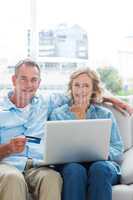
68, 68, 104, 103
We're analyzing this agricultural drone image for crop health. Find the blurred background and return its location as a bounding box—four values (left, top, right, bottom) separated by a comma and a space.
0, 0, 133, 104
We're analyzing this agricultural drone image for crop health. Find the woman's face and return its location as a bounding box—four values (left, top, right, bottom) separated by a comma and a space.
71, 73, 93, 105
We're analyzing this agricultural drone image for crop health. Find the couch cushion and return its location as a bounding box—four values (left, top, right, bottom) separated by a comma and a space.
120, 147, 133, 184
112, 184, 133, 200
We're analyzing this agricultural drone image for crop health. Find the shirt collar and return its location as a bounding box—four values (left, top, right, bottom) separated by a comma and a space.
86, 104, 98, 118
66, 102, 96, 115
2, 91, 40, 111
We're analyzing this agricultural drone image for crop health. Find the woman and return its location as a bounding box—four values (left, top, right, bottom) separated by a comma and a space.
50, 68, 124, 200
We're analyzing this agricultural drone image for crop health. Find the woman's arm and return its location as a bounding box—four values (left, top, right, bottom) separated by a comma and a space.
108, 111, 124, 163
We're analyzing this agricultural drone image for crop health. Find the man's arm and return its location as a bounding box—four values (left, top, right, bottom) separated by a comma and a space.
108, 111, 124, 163
103, 96, 133, 115
0, 143, 12, 159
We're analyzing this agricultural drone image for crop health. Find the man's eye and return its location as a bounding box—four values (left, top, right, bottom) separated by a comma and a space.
20, 77, 27, 81
31, 78, 38, 83
74, 83, 80, 87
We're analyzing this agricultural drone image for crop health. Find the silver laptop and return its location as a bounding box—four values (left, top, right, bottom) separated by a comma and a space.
43, 119, 112, 165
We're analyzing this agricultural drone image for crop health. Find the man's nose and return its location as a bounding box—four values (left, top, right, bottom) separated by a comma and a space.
26, 80, 33, 87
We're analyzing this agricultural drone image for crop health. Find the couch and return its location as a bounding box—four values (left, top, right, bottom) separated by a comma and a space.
104, 104, 133, 200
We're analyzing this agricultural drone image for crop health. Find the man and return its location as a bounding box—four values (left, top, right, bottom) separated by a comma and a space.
103, 95, 133, 115
0, 59, 62, 200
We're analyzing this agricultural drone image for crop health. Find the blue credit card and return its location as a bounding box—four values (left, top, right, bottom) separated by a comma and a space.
26, 136, 41, 144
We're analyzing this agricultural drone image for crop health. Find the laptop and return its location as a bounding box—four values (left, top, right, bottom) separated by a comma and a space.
43, 119, 112, 165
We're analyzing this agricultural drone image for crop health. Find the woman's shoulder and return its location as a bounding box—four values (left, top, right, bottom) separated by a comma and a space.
92, 104, 113, 117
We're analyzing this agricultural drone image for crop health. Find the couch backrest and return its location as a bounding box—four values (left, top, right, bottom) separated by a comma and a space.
104, 104, 133, 152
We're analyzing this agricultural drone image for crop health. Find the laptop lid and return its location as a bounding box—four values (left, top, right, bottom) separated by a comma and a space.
44, 119, 112, 165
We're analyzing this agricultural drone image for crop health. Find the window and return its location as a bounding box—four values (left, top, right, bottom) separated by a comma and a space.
0, 0, 133, 102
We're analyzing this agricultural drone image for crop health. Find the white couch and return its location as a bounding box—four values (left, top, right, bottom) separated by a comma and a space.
104, 104, 133, 200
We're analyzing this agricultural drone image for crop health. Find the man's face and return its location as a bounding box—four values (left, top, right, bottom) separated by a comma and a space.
12, 64, 41, 102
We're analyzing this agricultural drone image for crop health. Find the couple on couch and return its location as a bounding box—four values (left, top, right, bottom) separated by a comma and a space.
0, 59, 132, 200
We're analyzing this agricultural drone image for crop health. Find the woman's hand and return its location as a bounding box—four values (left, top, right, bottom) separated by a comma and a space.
70, 104, 87, 119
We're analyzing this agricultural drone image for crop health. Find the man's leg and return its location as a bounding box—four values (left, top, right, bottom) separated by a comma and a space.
0, 163, 28, 200
25, 166, 62, 200
88, 161, 120, 200
59, 163, 88, 200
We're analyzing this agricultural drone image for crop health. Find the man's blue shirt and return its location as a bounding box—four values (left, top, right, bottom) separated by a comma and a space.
0, 92, 49, 172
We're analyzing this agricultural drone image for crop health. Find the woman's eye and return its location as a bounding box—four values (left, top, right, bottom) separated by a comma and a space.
84, 84, 89, 88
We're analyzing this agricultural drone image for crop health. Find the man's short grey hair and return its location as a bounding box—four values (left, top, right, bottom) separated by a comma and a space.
15, 59, 40, 76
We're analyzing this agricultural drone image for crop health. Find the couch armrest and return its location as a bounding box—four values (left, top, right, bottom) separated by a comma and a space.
121, 147, 133, 184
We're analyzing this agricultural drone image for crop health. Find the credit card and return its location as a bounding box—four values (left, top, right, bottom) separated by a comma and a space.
26, 136, 41, 144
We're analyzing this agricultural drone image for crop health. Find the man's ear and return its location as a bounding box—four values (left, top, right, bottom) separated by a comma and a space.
37, 78, 41, 88
12, 75, 16, 86
39, 78, 41, 85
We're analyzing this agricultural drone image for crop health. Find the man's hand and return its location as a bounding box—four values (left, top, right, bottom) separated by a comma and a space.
0, 136, 26, 160
9, 136, 26, 154
103, 96, 133, 115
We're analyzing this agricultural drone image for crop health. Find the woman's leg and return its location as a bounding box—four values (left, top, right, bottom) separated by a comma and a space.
60, 163, 88, 200
88, 161, 120, 200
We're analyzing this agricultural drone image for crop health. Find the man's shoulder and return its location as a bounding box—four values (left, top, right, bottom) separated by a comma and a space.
52, 103, 68, 113
48, 93, 69, 103
32, 93, 48, 105
48, 93, 69, 109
